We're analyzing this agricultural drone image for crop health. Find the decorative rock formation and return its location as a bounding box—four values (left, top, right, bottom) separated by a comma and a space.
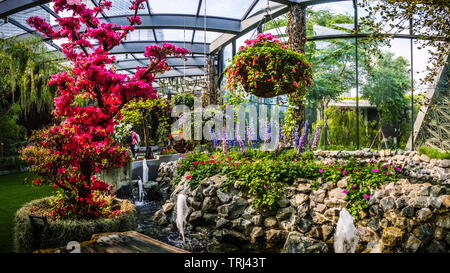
152, 152, 449, 253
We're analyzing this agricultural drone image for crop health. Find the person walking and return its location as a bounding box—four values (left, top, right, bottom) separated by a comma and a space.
128, 130, 139, 159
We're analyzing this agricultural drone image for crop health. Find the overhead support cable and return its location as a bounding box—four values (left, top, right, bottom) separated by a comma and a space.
196, 0, 203, 17
40, 4, 59, 18
242, 0, 260, 21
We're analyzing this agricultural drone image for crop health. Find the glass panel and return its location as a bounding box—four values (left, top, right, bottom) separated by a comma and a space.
247, 0, 265, 18
305, 38, 357, 150
44, 42, 58, 52
222, 43, 232, 67
358, 38, 412, 149
307, 1, 355, 37
10, 6, 51, 28
0, 23, 27, 38
105, 0, 149, 16
192, 30, 222, 43
235, 29, 254, 50
413, 40, 438, 94
133, 53, 146, 59
111, 53, 133, 61
199, 0, 254, 20
126, 29, 155, 41
149, 0, 198, 15
154, 29, 193, 42
358, 1, 410, 35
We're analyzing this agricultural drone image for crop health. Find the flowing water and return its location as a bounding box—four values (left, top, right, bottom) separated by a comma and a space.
176, 193, 188, 242
334, 208, 359, 253
133, 199, 206, 252
142, 159, 148, 182
135, 177, 146, 206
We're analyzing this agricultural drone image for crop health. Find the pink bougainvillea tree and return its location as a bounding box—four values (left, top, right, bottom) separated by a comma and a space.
20, 0, 188, 219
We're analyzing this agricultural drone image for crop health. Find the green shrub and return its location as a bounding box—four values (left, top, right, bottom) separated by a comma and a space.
14, 197, 137, 253
172, 92, 194, 109
418, 146, 450, 160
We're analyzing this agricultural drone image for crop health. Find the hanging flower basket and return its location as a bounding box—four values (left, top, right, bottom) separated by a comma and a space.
226, 33, 313, 98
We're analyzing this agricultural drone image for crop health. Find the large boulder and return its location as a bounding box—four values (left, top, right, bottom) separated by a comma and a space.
282, 231, 329, 253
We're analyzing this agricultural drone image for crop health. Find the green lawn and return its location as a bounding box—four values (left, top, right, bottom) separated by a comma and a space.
0, 172, 56, 253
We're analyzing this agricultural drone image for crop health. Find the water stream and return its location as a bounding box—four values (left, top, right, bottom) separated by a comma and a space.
334, 208, 359, 253
176, 193, 188, 243
133, 199, 206, 252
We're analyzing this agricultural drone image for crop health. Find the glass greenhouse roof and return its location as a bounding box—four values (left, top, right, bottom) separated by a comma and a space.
0, 0, 424, 80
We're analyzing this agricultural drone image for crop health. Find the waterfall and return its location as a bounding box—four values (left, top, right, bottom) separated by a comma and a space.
142, 158, 148, 183
176, 193, 189, 242
136, 176, 146, 204
334, 208, 359, 253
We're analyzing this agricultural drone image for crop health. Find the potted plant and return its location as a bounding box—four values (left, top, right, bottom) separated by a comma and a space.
225, 33, 313, 98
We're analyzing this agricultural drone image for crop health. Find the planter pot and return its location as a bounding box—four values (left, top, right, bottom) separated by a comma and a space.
14, 197, 137, 253
238, 73, 296, 98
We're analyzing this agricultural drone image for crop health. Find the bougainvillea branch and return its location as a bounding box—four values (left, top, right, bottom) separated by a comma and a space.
21, 0, 188, 219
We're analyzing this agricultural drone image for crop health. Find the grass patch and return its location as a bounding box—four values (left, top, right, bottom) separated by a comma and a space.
0, 172, 56, 253
418, 146, 450, 160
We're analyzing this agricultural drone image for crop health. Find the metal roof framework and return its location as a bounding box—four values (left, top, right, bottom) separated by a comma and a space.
0, 0, 358, 78
1, 0, 447, 150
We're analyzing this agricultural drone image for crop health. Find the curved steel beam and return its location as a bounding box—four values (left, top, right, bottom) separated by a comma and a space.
0, 0, 49, 18
106, 14, 241, 34
155, 67, 205, 79
109, 41, 210, 55
114, 56, 206, 70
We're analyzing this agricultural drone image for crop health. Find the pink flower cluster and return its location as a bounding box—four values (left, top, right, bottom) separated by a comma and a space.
242, 33, 287, 49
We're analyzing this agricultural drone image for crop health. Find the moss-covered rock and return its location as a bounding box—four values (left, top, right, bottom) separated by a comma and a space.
14, 197, 137, 253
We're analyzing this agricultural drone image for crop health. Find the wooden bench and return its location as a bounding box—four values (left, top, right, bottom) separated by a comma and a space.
35, 231, 189, 253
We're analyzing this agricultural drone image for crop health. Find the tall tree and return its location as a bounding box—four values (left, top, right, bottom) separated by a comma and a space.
286, 4, 307, 132
359, 0, 450, 83
362, 52, 411, 146
0, 37, 62, 155
121, 98, 172, 159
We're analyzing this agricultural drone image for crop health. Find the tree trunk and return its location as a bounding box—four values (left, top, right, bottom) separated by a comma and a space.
78, 159, 93, 203
286, 4, 307, 130
202, 55, 217, 107
142, 118, 153, 159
